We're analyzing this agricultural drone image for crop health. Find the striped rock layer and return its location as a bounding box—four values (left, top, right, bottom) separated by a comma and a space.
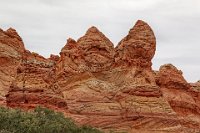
0, 20, 200, 133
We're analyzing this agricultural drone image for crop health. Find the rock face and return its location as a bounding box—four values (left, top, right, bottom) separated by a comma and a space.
156, 64, 200, 132
0, 20, 200, 133
191, 81, 200, 91
58, 26, 115, 74
0, 28, 25, 102
7, 50, 67, 110
115, 20, 156, 68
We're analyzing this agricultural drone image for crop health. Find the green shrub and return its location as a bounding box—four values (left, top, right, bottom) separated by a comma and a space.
0, 106, 102, 133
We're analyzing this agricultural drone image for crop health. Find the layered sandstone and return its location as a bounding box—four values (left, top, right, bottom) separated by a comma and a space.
157, 64, 200, 132
0, 28, 25, 102
7, 50, 67, 110
0, 20, 200, 133
0, 28, 67, 109
115, 20, 156, 68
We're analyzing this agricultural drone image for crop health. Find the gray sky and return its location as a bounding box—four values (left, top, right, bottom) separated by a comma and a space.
0, 0, 200, 82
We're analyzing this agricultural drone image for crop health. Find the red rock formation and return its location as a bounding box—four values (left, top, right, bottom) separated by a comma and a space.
191, 80, 200, 91
6, 50, 67, 110
0, 28, 67, 110
57, 26, 115, 75
157, 64, 200, 132
0, 20, 200, 133
190, 81, 200, 110
115, 20, 156, 69
0, 28, 25, 101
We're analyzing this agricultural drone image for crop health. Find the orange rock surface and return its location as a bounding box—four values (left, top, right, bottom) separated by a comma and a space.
0, 20, 200, 133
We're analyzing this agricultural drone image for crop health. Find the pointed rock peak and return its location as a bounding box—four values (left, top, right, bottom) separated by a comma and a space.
7, 27, 17, 32
158, 63, 190, 89
6, 27, 23, 42
129, 20, 153, 31
86, 26, 99, 34
67, 38, 77, 44
128, 19, 155, 41
66, 38, 77, 48
77, 26, 114, 49
61, 38, 77, 52
0, 27, 25, 53
118, 20, 156, 46
134, 20, 149, 27
115, 20, 156, 67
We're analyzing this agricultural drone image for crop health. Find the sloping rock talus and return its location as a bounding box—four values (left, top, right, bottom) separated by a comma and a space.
0, 20, 200, 133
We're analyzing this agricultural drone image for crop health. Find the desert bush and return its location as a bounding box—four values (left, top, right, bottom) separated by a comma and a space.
0, 106, 102, 133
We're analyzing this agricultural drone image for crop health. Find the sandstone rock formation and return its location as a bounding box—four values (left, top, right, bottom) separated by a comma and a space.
0, 20, 200, 133
7, 50, 67, 110
115, 20, 156, 69
0, 28, 25, 102
191, 80, 200, 91
157, 64, 200, 132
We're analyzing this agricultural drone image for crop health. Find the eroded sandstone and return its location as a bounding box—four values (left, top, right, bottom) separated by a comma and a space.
0, 20, 200, 133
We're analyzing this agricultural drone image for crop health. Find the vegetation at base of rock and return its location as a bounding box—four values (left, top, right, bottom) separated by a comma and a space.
0, 106, 102, 133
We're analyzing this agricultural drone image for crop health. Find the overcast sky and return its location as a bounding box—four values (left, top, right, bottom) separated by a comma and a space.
0, 0, 199, 82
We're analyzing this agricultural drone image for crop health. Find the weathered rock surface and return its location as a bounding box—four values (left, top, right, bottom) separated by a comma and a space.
0, 20, 200, 133
58, 26, 115, 74
0, 28, 25, 101
7, 50, 67, 110
191, 81, 200, 91
157, 64, 200, 132
115, 20, 156, 69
